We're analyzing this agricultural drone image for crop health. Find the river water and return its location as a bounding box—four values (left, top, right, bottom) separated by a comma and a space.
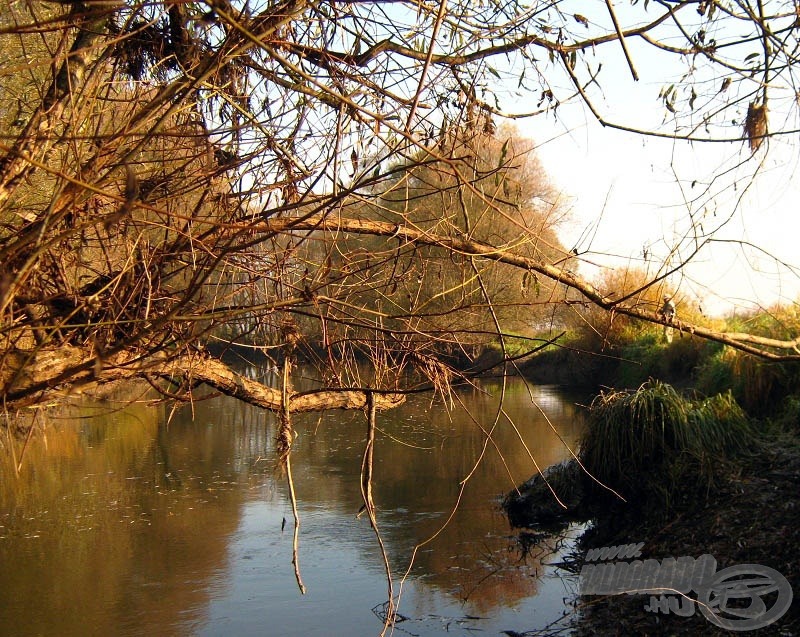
0, 373, 587, 636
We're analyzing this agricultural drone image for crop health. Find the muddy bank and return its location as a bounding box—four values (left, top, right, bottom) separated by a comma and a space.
509, 435, 800, 635
573, 435, 800, 635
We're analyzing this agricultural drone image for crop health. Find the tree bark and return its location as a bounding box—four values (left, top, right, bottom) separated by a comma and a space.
0, 345, 405, 413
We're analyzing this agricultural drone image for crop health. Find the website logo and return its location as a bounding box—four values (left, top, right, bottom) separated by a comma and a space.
579, 543, 793, 631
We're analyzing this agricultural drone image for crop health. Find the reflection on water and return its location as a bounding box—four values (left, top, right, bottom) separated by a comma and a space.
0, 375, 586, 636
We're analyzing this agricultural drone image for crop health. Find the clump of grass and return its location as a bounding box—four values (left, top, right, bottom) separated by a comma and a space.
580, 380, 755, 510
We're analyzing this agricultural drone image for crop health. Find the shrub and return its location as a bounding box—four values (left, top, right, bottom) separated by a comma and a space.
694, 347, 736, 397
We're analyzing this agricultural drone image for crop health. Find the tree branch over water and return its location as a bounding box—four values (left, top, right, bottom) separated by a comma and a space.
3, 0, 800, 417
249, 214, 800, 360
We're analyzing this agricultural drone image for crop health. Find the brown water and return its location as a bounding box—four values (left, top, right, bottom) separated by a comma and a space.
0, 373, 586, 636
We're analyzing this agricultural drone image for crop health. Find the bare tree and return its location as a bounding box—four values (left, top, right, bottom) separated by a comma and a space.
2, 0, 800, 414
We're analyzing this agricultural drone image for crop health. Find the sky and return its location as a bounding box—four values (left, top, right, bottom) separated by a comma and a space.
525, 112, 800, 316
508, 10, 800, 318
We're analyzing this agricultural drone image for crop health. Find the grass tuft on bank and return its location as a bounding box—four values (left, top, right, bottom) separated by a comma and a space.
581, 380, 755, 509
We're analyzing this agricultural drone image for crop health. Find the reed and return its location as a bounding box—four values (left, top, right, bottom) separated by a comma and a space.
580, 380, 754, 508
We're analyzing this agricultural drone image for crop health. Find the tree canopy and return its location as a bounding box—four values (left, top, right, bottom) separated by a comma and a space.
2, 0, 800, 411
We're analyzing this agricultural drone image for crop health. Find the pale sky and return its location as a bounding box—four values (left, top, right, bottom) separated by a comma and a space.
513, 24, 800, 318
526, 118, 800, 316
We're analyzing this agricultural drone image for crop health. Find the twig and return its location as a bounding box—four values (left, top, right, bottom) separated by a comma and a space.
361, 391, 394, 636
279, 356, 305, 594
285, 451, 306, 595
16, 408, 39, 474
405, 0, 448, 133
605, 0, 639, 81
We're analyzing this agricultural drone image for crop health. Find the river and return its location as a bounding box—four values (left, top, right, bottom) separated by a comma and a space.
0, 373, 587, 636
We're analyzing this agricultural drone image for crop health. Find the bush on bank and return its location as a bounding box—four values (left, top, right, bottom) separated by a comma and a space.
520, 303, 800, 423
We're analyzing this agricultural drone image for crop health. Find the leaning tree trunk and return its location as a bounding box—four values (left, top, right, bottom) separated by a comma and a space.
0, 344, 404, 415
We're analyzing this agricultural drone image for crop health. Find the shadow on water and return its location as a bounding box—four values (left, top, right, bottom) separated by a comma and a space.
0, 373, 588, 636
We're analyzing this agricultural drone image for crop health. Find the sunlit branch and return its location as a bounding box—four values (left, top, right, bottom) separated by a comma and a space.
248, 213, 800, 359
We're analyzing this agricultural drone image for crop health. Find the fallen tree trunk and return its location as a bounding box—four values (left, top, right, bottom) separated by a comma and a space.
171, 354, 406, 413
0, 346, 404, 414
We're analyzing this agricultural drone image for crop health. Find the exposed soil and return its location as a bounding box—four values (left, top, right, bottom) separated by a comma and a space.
569, 434, 800, 636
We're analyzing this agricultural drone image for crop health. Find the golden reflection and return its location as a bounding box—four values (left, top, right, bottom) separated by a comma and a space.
0, 394, 267, 637
288, 379, 586, 616
0, 375, 585, 635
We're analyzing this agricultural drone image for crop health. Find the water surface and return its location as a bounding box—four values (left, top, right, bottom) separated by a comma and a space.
0, 375, 586, 636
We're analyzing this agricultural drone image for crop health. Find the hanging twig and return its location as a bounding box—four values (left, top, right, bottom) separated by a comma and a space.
15, 411, 37, 474
278, 356, 306, 594
276, 356, 293, 459
285, 451, 306, 595
360, 391, 394, 636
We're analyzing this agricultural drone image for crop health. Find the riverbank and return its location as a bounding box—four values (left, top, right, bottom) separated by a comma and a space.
569, 431, 800, 635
